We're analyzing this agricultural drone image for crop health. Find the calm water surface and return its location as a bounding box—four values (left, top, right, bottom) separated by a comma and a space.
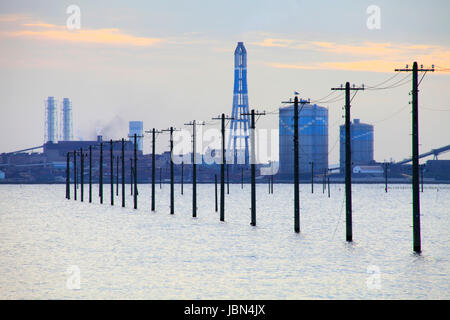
0, 184, 448, 299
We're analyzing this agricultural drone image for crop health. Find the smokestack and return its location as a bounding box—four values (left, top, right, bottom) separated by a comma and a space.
61, 98, 73, 141
45, 96, 58, 143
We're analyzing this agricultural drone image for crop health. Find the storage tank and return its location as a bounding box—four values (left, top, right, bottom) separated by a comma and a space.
339, 118, 374, 172
279, 103, 328, 177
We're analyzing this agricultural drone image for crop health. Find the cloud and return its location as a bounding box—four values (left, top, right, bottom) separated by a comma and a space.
22, 23, 57, 28
256, 37, 450, 72
268, 60, 437, 73
267, 63, 318, 70
2, 21, 163, 47
0, 14, 30, 22
250, 38, 295, 48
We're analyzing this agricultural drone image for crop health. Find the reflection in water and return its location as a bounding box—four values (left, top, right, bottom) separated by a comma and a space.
0, 184, 448, 299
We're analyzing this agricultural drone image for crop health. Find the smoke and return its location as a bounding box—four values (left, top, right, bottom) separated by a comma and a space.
86, 115, 127, 141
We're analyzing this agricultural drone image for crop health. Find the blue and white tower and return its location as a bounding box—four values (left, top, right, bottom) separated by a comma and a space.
228, 42, 251, 164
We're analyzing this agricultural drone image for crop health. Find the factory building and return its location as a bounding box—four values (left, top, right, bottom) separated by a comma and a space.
279, 103, 328, 177
43, 136, 137, 161
339, 119, 374, 173
129, 121, 144, 152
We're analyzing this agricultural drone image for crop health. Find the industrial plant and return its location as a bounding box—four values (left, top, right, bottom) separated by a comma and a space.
0, 43, 449, 184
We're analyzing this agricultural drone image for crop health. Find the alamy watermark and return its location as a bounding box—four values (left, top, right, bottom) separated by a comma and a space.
169, 128, 279, 174
366, 5, 381, 30
66, 5, 81, 30
366, 265, 381, 290
66, 265, 81, 290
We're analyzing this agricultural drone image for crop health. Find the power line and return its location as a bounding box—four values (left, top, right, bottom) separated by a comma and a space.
310, 90, 339, 103
372, 103, 410, 124
364, 73, 412, 90
364, 71, 402, 89
420, 106, 450, 111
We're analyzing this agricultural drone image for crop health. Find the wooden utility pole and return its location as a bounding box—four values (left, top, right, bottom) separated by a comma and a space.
185, 120, 205, 218
121, 138, 125, 207
282, 96, 309, 233
80, 148, 84, 202
241, 109, 266, 226
383, 162, 389, 193
331, 82, 364, 242
89, 146, 92, 203
99, 143, 103, 204
73, 149, 77, 200
162, 127, 180, 214
66, 152, 70, 199
145, 129, 162, 211
395, 62, 434, 253
110, 139, 114, 206
212, 114, 234, 221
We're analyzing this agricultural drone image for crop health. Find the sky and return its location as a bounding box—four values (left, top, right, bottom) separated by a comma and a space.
0, 0, 449, 164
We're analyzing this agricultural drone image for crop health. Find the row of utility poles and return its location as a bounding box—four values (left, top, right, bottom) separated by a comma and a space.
276, 61, 429, 254
65, 135, 139, 210
65, 61, 430, 254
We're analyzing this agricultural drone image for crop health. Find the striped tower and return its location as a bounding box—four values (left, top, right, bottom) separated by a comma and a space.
228, 42, 250, 165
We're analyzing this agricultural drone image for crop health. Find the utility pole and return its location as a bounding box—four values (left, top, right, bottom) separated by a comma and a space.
133, 135, 137, 209
395, 62, 434, 253
134, 135, 138, 209
66, 152, 70, 199
185, 120, 205, 218
99, 143, 103, 204
130, 158, 133, 196
110, 139, 114, 206
383, 162, 389, 193
152, 130, 157, 210
145, 129, 162, 212
121, 138, 125, 208
162, 127, 180, 214
89, 146, 92, 203
226, 164, 230, 195
282, 95, 309, 233
127, 133, 143, 210
327, 176, 330, 198
271, 173, 274, 194
80, 148, 84, 202
181, 161, 184, 195
323, 168, 326, 194
74, 149, 77, 201
241, 109, 266, 226
309, 161, 314, 193
212, 114, 234, 221
116, 155, 119, 196
331, 82, 364, 242
215, 174, 218, 212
